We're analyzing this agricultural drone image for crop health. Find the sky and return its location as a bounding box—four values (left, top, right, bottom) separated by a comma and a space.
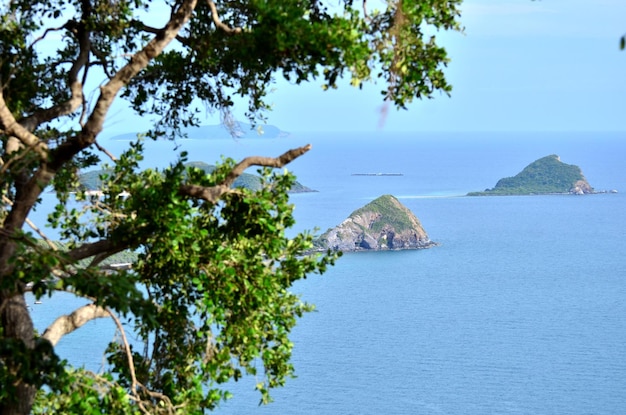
257, 0, 626, 132
104, 0, 626, 134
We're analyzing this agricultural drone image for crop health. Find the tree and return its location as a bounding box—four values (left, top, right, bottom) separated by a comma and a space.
0, 0, 462, 413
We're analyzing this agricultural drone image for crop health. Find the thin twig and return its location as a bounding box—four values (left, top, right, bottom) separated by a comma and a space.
94, 139, 117, 161
206, 0, 242, 34
2, 195, 58, 251
29, 24, 67, 48
106, 308, 147, 413
108, 307, 176, 414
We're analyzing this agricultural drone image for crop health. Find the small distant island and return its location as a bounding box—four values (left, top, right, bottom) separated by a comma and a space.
78, 161, 315, 193
467, 155, 601, 196
314, 194, 437, 252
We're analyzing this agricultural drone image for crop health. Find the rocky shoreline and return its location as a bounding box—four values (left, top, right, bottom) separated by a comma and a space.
314, 195, 437, 253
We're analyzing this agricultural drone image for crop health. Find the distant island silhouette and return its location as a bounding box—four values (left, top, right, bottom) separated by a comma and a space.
467, 154, 599, 196
109, 122, 289, 141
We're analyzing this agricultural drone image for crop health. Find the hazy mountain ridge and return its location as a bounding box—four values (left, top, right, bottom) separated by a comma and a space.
108, 122, 289, 141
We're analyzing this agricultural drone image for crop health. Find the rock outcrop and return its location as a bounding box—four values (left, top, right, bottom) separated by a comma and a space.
315, 195, 436, 252
569, 179, 594, 195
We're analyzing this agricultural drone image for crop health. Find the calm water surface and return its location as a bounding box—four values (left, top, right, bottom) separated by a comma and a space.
28, 131, 626, 414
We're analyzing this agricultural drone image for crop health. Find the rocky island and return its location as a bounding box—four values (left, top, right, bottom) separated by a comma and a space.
467, 154, 595, 196
314, 195, 437, 252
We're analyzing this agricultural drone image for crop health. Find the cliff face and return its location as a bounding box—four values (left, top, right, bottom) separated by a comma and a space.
315, 195, 436, 252
570, 179, 594, 195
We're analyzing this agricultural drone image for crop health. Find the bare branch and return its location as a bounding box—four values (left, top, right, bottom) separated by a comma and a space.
226, 144, 312, 186
0, 1, 200, 238
108, 310, 141, 404
18, 82, 84, 133
108, 309, 175, 414
178, 183, 231, 204
29, 24, 67, 49
94, 139, 118, 162
90, 45, 116, 79
48, 0, 199, 172
19, 20, 86, 132
137, 22, 190, 46
206, 0, 243, 34
179, 144, 312, 203
41, 299, 175, 415
42, 303, 111, 346
0, 93, 49, 160
66, 239, 126, 263
0, 138, 44, 175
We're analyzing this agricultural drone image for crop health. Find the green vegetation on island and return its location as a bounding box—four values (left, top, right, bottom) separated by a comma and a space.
316, 195, 436, 252
468, 155, 594, 196
351, 194, 418, 234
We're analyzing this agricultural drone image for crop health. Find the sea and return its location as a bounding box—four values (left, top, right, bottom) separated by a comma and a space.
25, 130, 626, 414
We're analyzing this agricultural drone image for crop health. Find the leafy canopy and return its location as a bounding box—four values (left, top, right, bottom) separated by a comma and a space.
0, 1, 462, 414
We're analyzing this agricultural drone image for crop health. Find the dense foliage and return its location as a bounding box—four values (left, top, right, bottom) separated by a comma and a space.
79, 161, 315, 193
0, 1, 462, 414
468, 155, 587, 196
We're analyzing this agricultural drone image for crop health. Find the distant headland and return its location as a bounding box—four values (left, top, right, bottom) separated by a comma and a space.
467, 154, 616, 196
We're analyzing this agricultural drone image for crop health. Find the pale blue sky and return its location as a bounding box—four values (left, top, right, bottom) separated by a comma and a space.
260, 0, 626, 132
103, 0, 626, 134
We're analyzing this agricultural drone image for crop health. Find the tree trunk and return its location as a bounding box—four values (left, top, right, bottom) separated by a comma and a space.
0, 292, 37, 415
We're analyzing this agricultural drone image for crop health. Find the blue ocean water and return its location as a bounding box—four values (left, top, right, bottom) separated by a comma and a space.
27, 131, 626, 414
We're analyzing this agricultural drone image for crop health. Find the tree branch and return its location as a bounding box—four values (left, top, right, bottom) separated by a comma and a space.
137, 22, 189, 46
0, 1, 200, 242
0, 93, 49, 160
94, 139, 117, 162
19, 19, 87, 133
206, 0, 243, 34
179, 144, 312, 203
66, 239, 129, 263
1, 196, 57, 251
48, 0, 199, 173
107, 309, 175, 414
29, 24, 66, 48
42, 303, 111, 346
